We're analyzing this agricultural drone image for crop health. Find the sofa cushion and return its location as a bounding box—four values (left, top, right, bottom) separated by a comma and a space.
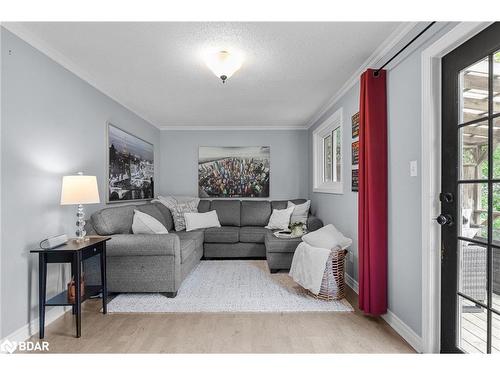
91, 205, 136, 235
265, 232, 302, 253
204, 226, 239, 243
175, 230, 205, 251
180, 239, 196, 264
198, 200, 211, 213
136, 203, 169, 229
241, 201, 271, 226
239, 226, 272, 243
210, 200, 241, 226
152, 202, 174, 231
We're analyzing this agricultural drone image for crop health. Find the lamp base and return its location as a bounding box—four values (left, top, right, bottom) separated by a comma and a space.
75, 204, 87, 242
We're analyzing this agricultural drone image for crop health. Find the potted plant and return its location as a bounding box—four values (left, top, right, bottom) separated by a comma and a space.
289, 222, 306, 237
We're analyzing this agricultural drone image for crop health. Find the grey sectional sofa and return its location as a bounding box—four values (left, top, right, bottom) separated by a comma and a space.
84, 199, 322, 296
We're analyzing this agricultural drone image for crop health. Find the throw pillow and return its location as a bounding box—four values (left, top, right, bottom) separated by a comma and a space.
301, 224, 352, 250
154, 195, 200, 209
265, 206, 295, 230
184, 210, 221, 232
169, 200, 199, 231
132, 210, 169, 234
287, 200, 311, 225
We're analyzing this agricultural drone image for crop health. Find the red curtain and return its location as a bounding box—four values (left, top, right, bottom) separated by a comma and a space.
358, 69, 388, 315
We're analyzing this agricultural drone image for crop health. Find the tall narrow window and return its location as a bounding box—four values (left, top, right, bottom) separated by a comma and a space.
313, 108, 343, 194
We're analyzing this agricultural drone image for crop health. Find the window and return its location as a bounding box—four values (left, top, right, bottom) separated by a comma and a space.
313, 108, 343, 194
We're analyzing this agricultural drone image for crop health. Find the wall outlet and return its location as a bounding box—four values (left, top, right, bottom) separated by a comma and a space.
410, 160, 418, 177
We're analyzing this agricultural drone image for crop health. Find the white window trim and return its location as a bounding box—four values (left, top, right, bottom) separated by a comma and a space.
312, 107, 343, 194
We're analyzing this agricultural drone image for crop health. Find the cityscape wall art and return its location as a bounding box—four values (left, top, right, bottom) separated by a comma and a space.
198, 146, 270, 198
107, 123, 154, 202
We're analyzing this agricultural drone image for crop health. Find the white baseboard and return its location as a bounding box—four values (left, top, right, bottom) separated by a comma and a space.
382, 310, 423, 353
3, 306, 69, 342
345, 272, 422, 353
345, 272, 359, 294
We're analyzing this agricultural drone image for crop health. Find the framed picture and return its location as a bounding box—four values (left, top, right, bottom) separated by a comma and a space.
352, 140, 359, 165
107, 123, 154, 203
352, 112, 360, 138
198, 146, 270, 198
352, 168, 359, 192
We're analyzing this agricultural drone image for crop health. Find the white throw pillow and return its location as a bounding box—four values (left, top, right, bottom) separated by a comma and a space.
265, 206, 295, 230
287, 200, 311, 225
301, 224, 352, 250
184, 210, 221, 232
132, 210, 169, 234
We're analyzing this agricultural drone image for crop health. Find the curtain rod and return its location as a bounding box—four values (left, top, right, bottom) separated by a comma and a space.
373, 21, 436, 77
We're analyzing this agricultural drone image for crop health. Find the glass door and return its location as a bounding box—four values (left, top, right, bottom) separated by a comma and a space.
441, 22, 500, 354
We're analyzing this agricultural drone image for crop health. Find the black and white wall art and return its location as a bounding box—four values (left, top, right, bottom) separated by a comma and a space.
107, 123, 154, 202
198, 146, 270, 198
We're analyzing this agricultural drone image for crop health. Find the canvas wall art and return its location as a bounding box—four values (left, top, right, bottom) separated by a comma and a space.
107, 123, 154, 202
198, 146, 270, 198
352, 112, 360, 138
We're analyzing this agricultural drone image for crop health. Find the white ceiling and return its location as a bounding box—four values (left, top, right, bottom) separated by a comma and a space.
7, 22, 404, 129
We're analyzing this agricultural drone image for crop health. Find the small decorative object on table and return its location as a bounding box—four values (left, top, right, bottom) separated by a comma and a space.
289, 222, 306, 237
310, 248, 348, 301
67, 275, 85, 304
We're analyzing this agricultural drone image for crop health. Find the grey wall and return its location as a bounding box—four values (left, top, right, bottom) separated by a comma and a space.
159, 130, 309, 199
309, 23, 457, 337
0, 28, 161, 338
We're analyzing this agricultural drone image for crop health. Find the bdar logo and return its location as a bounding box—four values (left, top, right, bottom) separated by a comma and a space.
0, 339, 18, 354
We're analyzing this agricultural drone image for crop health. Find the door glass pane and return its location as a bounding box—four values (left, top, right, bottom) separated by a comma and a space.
460, 183, 488, 241
493, 247, 500, 312
323, 134, 332, 182
458, 295, 488, 353
460, 121, 488, 180
460, 57, 489, 124
493, 117, 500, 179
494, 50, 500, 115
458, 240, 488, 304
494, 181, 500, 244
492, 312, 500, 354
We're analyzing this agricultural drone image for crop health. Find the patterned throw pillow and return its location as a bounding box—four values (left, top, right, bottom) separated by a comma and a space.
154, 196, 200, 231
169, 201, 199, 231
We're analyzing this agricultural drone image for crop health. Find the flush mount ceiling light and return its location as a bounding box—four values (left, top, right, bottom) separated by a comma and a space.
204, 50, 244, 84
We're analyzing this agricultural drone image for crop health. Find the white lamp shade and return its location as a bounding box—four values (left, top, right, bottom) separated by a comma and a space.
204, 50, 243, 80
60, 175, 100, 205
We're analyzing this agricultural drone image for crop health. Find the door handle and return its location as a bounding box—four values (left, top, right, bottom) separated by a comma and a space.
435, 214, 454, 226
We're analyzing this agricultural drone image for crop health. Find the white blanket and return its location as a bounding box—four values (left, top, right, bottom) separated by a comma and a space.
289, 242, 331, 295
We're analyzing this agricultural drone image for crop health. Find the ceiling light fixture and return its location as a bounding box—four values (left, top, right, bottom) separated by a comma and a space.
204, 50, 243, 84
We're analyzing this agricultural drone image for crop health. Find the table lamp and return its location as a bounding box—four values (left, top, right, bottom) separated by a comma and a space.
60, 172, 100, 242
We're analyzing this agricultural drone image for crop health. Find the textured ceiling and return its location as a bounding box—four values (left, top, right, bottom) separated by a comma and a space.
10, 22, 402, 129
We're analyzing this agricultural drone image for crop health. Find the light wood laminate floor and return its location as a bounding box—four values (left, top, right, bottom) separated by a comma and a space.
27, 286, 415, 353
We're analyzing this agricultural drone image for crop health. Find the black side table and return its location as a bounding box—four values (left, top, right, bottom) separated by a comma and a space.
31, 236, 111, 338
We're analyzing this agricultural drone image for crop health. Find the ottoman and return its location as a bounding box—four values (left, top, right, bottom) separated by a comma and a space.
265, 233, 302, 273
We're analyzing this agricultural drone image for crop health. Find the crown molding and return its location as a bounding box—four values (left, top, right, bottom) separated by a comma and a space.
305, 22, 419, 129
1, 22, 161, 129
158, 124, 308, 131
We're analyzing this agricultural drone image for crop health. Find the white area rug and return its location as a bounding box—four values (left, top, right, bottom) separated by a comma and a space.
107, 260, 353, 313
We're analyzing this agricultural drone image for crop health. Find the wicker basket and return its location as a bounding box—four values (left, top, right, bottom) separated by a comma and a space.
308, 248, 348, 301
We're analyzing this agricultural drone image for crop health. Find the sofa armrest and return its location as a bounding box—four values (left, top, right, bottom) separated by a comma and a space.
106, 234, 181, 257
307, 215, 323, 232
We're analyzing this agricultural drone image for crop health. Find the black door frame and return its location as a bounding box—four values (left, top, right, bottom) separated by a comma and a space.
441, 22, 500, 353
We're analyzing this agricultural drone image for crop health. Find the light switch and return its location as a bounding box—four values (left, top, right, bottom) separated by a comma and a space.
410, 160, 418, 177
